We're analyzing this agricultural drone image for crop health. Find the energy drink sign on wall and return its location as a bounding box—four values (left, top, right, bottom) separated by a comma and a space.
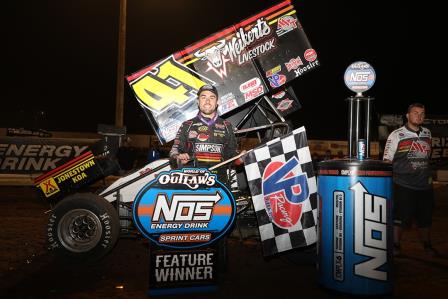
127, 0, 319, 143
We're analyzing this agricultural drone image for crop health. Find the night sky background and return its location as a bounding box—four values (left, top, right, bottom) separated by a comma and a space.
3, 0, 445, 140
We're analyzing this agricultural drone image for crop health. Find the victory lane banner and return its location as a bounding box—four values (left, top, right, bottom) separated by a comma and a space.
243, 126, 318, 256
133, 168, 235, 294
126, 0, 319, 143
149, 247, 219, 295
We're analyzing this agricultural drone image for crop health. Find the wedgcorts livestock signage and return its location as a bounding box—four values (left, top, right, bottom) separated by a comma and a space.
0, 137, 92, 174
133, 168, 236, 249
126, 0, 319, 143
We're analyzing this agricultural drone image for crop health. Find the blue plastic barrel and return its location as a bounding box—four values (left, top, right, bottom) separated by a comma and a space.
317, 159, 393, 295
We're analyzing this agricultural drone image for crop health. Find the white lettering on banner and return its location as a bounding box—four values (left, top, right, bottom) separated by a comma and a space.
223, 18, 272, 64
152, 192, 221, 222
0, 144, 89, 172
154, 253, 214, 282
194, 143, 223, 153
351, 182, 387, 281
238, 38, 276, 65
294, 60, 319, 77
158, 172, 216, 189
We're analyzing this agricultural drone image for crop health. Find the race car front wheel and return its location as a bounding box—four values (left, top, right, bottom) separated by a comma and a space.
47, 193, 120, 263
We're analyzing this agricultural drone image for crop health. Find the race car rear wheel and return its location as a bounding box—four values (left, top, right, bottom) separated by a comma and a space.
47, 193, 120, 263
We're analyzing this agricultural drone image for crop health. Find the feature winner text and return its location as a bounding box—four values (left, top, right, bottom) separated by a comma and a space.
154, 252, 215, 282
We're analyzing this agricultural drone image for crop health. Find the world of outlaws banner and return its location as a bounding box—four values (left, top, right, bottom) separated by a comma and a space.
126, 0, 319, 143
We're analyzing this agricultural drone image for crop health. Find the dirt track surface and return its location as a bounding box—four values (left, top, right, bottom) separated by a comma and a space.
1, 185, 448, 298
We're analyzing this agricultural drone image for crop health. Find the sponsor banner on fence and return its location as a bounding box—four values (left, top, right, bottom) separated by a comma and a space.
126, 0, 318, 143
0, 137, 94, 174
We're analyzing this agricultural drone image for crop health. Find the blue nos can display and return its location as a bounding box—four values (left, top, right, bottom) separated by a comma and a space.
317, 160, 393, 295
133, 168, 236, 249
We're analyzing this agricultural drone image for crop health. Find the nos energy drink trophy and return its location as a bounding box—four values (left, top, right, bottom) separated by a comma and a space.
317, 62, 393, 295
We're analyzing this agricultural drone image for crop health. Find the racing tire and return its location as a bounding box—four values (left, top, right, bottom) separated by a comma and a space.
47, 193, 120, 263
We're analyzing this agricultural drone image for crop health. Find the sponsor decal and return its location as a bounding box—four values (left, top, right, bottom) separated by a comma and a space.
214, 123, 225, 129
188, 130, 198, 139
266, 65, 286, 88
38, 177, 60, 197
272, 90, 286, 99
351, 182, 387, 281
240, 78, 264, 102
262, 157, 309, 229
294, 60, 319, 77
285, 56, 303, 71
344, 61, 376, 94
408, 139, 431, 169
217, 93, 237, 115
133, 169, 236, 249
139, 166, 154, 176
265, 65, 282, 78
194, 17, 274, 76
244, 86, 264, 102
268, 73, 287, 88
194, 40, 230, 79
34, 151, 100, 198
276, 98, 293, 111
194, 143, 223, 153
160, 121, 182, 142
198, 126, 208, 132
276, 15, 299, 37
222, 18, 272, 65
240, 78, 261, 93
236, 38, 276, 65
197, 133, 209, 142
304, 48, 317, 62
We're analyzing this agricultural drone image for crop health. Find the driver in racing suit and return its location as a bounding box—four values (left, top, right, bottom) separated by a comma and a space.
169, 84, 243, 182
169, 84, 244, 271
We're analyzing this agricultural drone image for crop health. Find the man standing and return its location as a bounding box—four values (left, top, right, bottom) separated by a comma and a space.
169, 84, 243, 180
383, 103, 437, 256
169, 84, 244, 270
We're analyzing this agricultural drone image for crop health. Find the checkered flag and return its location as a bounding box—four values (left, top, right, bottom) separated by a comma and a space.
243, 126, 317, 256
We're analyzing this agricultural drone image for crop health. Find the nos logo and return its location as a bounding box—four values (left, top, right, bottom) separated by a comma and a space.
132, 169, 236, 249
262, 157, 309, 229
